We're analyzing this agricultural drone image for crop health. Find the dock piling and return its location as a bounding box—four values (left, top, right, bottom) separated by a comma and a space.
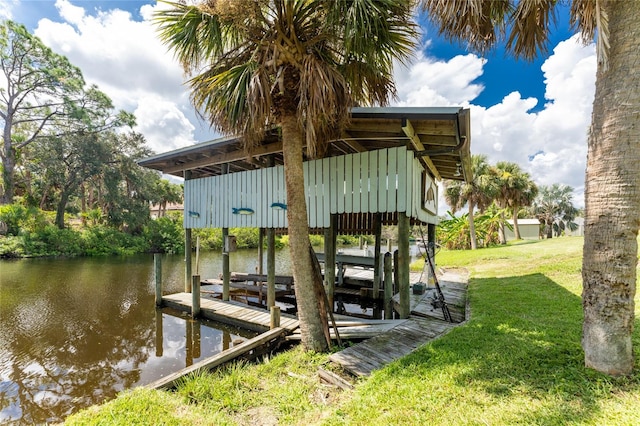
383, 252, 393, 319
192, 274, 201, 318
270, 306, 281, 329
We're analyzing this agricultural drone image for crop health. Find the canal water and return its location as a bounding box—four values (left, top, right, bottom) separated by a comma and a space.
0, 249, 294, 425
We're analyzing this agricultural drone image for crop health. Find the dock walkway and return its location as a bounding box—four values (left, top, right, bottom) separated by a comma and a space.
162, 293, 299, 332
329, 269, 469, 377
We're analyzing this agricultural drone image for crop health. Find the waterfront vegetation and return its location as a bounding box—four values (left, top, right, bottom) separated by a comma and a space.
64, 237, 640, 425
0, 203, 369, 258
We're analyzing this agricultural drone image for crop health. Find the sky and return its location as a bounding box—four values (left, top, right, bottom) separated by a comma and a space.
0, 0, 597, 212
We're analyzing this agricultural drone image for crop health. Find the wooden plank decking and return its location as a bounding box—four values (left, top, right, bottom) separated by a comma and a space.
330, 270, 468, 377
162, 293, 299, 332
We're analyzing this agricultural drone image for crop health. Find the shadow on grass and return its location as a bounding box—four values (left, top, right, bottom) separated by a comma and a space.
386, 273, 640, 425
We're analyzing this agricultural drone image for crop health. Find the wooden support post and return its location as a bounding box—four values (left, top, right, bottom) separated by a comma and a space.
387, 238, 392, 253
258, 228, 264, 275
384, 252, 393, 320
185, 228, 192, 293
192, 274, 200, 318
373, 213, 382, 298
324, 214, 337, 309
397, 213, 410, 319
359, 235, 364, 249
222, 228, 230, 301
393, 250, 399, 294
154, 253, 162, 307
270, 306, 281, 329
267, 228, 276, 307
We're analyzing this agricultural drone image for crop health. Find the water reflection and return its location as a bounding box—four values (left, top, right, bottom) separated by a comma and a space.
0, 251, 267, 424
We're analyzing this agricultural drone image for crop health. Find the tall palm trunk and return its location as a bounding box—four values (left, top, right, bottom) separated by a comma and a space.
498, 210, 506, 245
512, 204, 521, 240
280, 115, 329, 352
468, 202, 477, 249
582, 0, 638, 376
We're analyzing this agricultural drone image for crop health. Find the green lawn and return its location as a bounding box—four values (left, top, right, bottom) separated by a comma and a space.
66, 237, 640, 426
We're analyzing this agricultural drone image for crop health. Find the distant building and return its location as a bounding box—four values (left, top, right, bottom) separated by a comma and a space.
504, 217, 585, 241
505, 219, 541, 240
150, 202, 184, 219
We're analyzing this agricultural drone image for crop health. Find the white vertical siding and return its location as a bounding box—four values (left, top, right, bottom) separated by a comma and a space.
182, 146, 437, 228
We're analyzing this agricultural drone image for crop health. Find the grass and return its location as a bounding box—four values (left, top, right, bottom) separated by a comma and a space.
65, 237, 640, 425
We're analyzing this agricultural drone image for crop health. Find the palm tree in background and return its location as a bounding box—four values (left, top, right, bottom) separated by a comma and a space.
531, 184, 578, 239
443, 154, 496, 249
155, 0, 417, 352
421, 0, 639, 377
494, 161, 538, 242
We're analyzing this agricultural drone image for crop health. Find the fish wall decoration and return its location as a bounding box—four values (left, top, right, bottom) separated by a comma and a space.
232, 207, 254, 215
270, 202, 287, 210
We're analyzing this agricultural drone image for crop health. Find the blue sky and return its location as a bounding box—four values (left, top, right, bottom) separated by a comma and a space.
1, 0, 596, 210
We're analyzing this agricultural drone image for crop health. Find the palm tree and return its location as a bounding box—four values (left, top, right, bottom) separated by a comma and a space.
155, 0, 417, 352
531, 184, 578, 239
421, 0, 639, 377
494, 161, 538, 242
443, 154, 497, 249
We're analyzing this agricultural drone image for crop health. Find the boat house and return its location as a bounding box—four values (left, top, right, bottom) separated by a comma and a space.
139, 107, 471, 319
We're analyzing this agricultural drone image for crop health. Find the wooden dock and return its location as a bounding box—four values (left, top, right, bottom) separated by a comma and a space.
146, 326, 289, 390
162, 293, 299, 332
329, 269, 468, 377
158, 269, 468, 381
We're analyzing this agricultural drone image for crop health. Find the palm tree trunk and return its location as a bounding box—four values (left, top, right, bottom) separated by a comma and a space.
512, 205, 521, 240
582, 0, 638, 376
468, 202, 477, 249
498, 211, 506, 245
280, 115, 329, 352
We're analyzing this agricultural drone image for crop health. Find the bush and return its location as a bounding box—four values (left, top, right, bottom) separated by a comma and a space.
22, 226, 84, 257
194, 228, 223, 250
0, 236, 25, 258
143, 215, 184, 254
82, 226, 147, 256
229, 228, 260, 249
0, 203, 54, 236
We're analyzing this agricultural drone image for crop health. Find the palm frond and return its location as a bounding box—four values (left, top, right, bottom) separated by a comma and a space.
420, 0, 511, 54
298, 54, 350, 157
189, 61, 263, 141
506, 0, 557, 60
570, 0, 609, 70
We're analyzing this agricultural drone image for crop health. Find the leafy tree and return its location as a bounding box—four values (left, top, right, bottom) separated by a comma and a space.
421, 0, 639, 377
531, 184, 578, 239
99, 132, 155, 233
0, 21, 134, 204
152, 179, 183, 218
443, 154, 497, 249
494, 161, 538, 242
155, 0, 417, 351
30, 132, 112, 229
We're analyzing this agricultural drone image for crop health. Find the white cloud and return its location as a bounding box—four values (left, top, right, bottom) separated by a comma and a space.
32, 0, 199, 152
396, 34, 596, 212
0, 0, 15, 20
395, 52, 485, 106
134, 95, 196, 153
